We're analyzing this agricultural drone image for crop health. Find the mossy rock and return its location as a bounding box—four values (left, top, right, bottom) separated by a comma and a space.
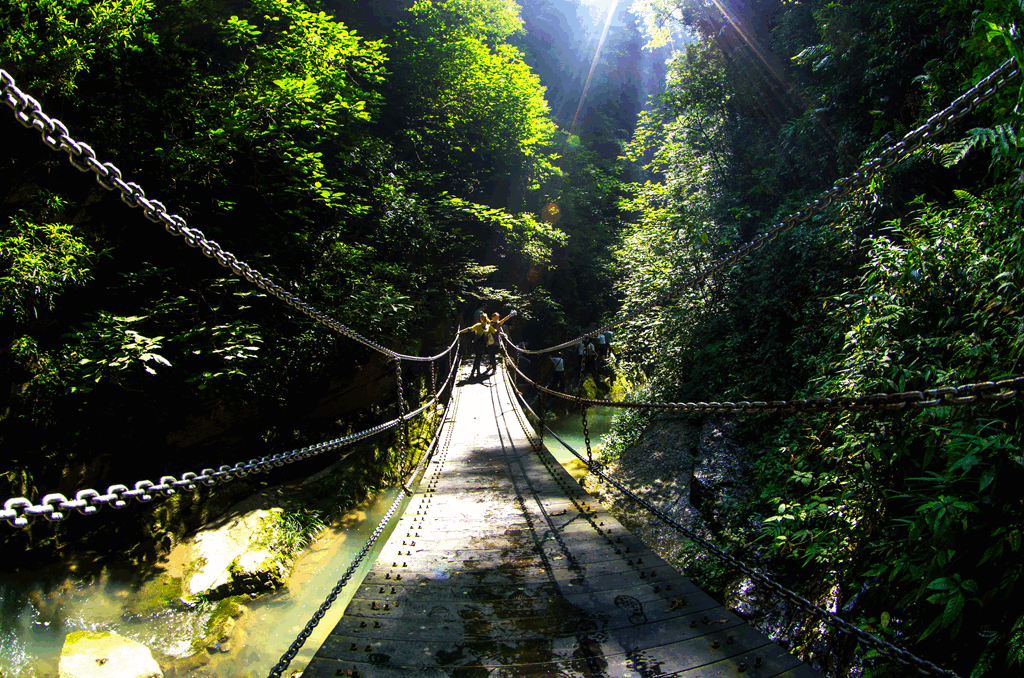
122, 576, 185, 621
60, 631, 162, 678
176, 596, 235, 657
186, 508, 294, 601
226, 549, 287, 595
608, 372, 637, 402
171, 649, 211, 674
581, 376, 601, 400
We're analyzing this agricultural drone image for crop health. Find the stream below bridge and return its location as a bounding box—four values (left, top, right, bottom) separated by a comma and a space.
0, 413, 613, 678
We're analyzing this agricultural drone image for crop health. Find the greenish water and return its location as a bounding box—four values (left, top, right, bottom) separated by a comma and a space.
0, 400, 614, 677
543, 407, 616, 465
0, 487, 407, 678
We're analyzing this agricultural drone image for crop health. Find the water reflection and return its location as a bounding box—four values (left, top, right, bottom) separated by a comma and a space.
0, 487, 406, 678
543, 408, 616, 466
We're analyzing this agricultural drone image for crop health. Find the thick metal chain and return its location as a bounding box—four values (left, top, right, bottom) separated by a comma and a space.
498, 342, 544, 450
430, 360, 437, 404
581, 403, 593, 465
501, 351, 1024, 414
1, 347, 461, 529
515, 57, 1021, 356
501, 363, 543, 451
501, 369, 957, 678
395, 359, 408, 473
0, 69, 460, 364
576, 367, 594, 464
266, 342, 461, 678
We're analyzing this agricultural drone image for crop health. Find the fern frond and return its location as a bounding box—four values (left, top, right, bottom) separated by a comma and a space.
953, 189, 979, 204
938, 136, 979, 167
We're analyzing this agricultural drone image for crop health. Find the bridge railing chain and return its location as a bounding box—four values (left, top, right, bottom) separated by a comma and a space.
514, 57, 1021, 356
500, 369, 959, 678
0, 68, 457, 364
266, 342, 462, 678
0, 336, 461, 529
500, 336, 1024, 415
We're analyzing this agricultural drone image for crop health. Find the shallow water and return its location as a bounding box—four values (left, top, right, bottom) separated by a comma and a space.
0, 487, 406, 678
209, 487, 405, 676
0, 408, 609, 677
543, 407, 616, 466
0, 569, 215, 676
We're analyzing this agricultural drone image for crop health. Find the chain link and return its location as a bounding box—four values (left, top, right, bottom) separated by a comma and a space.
395, 358, 408, 474
581, 403, 593, 465
514, 57, 1021, 356
266, 343, 461, 678
576, 366, 594, 465
500, 349, 1024, 415
0, 68, 461, 364
500, 368, 958, 678
499, 340, 544, 451
430, 360, 437, 404
1, 346, 462, 529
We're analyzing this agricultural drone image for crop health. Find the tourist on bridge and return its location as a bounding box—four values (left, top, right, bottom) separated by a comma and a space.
595, 331, 607, 359
603, 330, 614, 359
474, 301, 488, 324
458, 316, 491, 377
487, 310, 516, 369
584, 340, 597, 373
550, 351, 565, 391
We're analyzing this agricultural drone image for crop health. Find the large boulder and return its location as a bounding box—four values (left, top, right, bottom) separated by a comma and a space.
58, 631, 162, 678
185, 507, 291, 600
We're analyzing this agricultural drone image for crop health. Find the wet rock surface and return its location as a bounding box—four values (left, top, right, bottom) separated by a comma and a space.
583, 415, 736, 554
181, 504, 291, 600
59, 631, 162, 678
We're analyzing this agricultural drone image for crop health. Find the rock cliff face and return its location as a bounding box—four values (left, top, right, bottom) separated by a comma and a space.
583, 415, 743, 551
584, 414, 847, 676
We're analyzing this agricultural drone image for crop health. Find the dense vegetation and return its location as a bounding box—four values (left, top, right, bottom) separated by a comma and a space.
0, 0, 628, 561
4, 0, 1024, 675
604, 0, 1024, 675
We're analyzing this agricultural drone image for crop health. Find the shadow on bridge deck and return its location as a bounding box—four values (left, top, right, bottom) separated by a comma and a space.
302, 363, 819, 677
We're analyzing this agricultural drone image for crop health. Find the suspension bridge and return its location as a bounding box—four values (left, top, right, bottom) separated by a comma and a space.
2, 57, 1022, 678
301, 363, 818, 677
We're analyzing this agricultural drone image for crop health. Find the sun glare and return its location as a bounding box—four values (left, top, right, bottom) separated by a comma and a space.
563, 0, 620, 152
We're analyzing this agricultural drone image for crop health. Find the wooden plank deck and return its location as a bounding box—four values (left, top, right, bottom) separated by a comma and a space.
302, 362, 820, 678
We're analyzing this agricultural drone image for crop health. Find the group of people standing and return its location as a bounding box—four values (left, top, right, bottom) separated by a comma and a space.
576, 331, 613, 374
457, 300, 613, 394
547, 330, 613, 392
458, 301, 516, 377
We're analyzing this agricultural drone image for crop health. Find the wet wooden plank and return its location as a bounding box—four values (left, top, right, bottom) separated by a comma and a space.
302, 363, 820, 678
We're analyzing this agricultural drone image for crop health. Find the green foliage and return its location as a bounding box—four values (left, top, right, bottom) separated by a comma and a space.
277, 508, 329, 553
0, 203, 96, 321
72, 313, 171, 385
756, 197, 1024, 671
440, 195, 567, 268
613, 0, 1024, 674
386, 0, 556, 194
0, 0, 154, 97
0, 0, 614, 592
